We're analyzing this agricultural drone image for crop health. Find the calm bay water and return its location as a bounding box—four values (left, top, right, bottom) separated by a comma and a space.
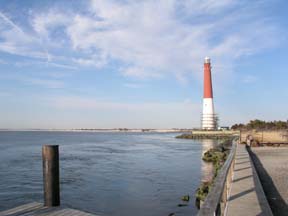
0, 131, 218, 216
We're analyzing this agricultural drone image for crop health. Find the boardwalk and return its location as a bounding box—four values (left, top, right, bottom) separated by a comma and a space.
0, 202, 99, 216
226, 144, 272, 216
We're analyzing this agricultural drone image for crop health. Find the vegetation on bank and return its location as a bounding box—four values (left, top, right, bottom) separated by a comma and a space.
176, 133, 233, 139
231, 119, 288, 130
195, 140, 231, 208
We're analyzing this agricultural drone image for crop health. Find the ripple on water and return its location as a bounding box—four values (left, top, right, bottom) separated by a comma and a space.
0, 132, 204, 216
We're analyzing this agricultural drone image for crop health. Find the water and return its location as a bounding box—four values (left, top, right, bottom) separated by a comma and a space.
0, 131, 218, 216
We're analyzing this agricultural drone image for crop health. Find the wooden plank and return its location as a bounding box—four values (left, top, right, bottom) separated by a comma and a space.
20, 206, 62, 216
0, 202, 43, 215
57, 209, 95, 216
60, 209, 86, 216
18, 207, 48, 216
1, 206, 46, 216
0, 203, 98, 216
36, 209, 67, 216
49, 209, 76, 216
71, 209, 95, 216
33, 208, 67, 216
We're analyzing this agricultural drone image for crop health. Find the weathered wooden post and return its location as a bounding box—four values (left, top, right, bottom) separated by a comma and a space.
42, 145, 60, 207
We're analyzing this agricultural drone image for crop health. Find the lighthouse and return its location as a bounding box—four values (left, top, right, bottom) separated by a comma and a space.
202, 57, 217, 130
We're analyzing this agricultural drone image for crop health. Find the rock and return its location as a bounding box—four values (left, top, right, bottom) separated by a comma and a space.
177, 203, 188, 207
181, 195, 190, 202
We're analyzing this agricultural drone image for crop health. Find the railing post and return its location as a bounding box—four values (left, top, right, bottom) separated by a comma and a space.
220, 179, 227, 215
42, 145, 60, 207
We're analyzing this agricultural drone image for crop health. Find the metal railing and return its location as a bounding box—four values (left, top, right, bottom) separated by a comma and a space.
198, 139, 237, 216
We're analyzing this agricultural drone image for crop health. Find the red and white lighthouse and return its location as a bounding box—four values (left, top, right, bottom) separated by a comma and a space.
202, 57, 217, 130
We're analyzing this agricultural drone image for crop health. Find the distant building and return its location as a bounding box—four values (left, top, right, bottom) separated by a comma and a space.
218, 126, 230, 131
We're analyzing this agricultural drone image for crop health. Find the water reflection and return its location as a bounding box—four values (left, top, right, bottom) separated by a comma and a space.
201, 139, 217, 182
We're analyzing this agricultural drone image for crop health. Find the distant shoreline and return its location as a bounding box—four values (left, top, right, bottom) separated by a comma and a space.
0, 128, 192, 133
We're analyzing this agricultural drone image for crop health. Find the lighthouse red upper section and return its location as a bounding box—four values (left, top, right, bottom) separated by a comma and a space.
203, 59, 213, 98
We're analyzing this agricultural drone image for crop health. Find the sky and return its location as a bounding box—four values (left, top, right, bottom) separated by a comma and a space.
0, 0, 287, 129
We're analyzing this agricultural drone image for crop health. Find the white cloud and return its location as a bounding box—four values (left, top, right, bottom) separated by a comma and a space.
0, 72, 65, 89
64, 0, 280, 81
0, 12, 46, 59
46, 62, 77, 70
0, 0, 283, 82
48, 95, 200, 112
24, 78, 65, 89
14, 60, 77, 70
72, 52, 108, 68
122, 66, 163, 79
32, 10, 71, 39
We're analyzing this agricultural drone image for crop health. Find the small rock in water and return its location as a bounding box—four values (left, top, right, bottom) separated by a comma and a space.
177, 203, 188, 207
168, 213, 175, 216
181, 195, 190, 202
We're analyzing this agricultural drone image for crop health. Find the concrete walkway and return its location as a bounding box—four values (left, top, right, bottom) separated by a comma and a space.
226, 144, 272, 216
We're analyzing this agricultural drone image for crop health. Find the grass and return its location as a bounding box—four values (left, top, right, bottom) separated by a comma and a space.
176, 133, 233, 139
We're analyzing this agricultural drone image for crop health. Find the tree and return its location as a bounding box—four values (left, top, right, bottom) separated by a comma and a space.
231, 119, 288, 130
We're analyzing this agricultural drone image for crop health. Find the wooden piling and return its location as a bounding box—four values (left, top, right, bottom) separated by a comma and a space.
42, 145, 60, 207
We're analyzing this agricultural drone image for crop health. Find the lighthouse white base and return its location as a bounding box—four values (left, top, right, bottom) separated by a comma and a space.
202, 113, 217, 130
202, 98, 217, 130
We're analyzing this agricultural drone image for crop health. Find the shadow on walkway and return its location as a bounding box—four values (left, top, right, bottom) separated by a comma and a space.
234, 166, 250, 172
229, 188, 255, 201
235, 161, 250, 165
233, 175, 253, 183
248, 147, 288, 216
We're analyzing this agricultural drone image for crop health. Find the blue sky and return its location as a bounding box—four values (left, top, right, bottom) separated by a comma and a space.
0, 0, 287, 129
